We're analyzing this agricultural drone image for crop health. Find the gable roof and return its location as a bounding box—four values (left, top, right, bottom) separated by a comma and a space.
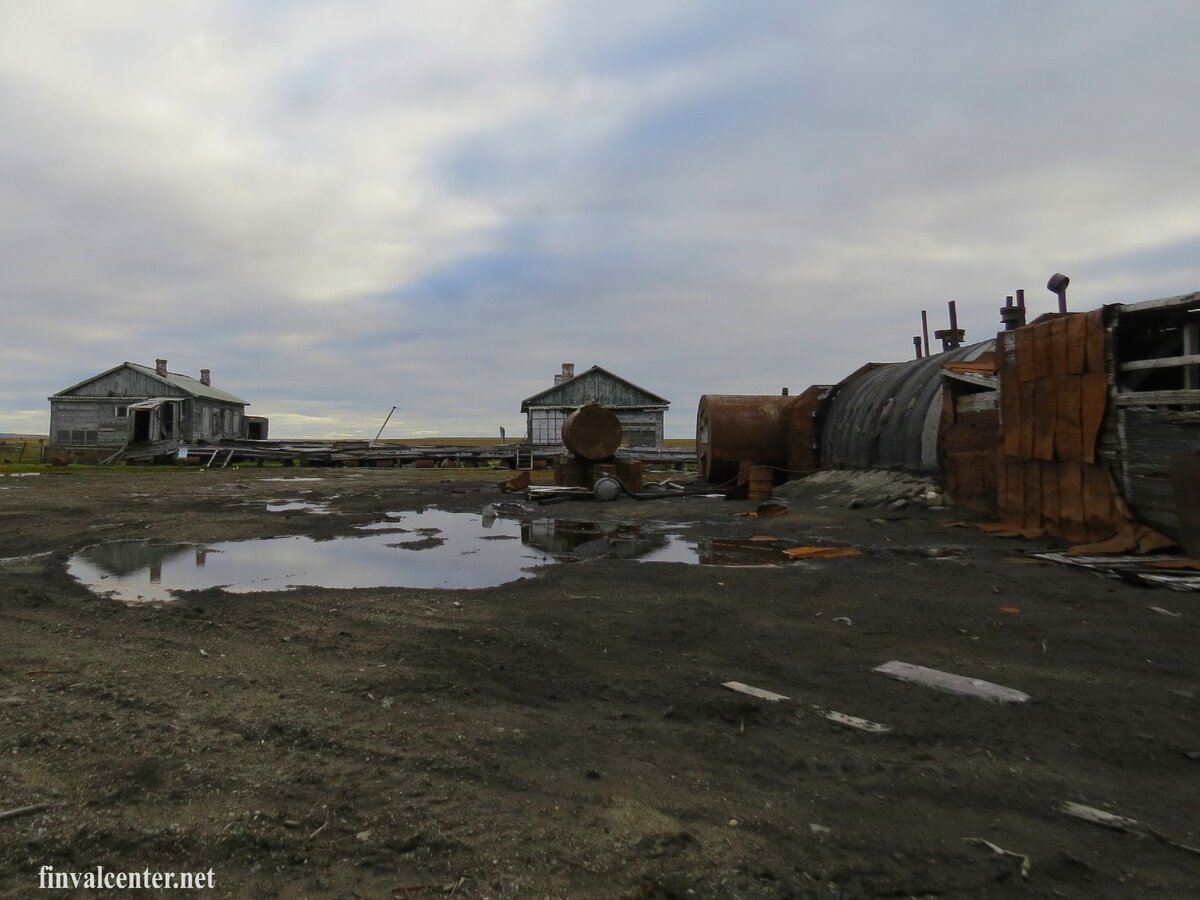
50, 362, 248, 406
521, 365, 669, 412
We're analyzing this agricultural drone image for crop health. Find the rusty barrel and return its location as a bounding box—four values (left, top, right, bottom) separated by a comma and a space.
562, 405, 623, 461
556, 458, 588, 487
616, 459, 644, 492
696, 394, 793, 483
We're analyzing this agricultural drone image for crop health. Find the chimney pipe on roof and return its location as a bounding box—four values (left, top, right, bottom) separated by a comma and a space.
155, 358, 168, 377
200, 369, 211, 386
554, 362, 575, 385
1047, 273, 1070, 314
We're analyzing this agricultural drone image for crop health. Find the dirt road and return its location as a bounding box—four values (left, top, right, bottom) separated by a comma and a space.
1, 466, 1197, 898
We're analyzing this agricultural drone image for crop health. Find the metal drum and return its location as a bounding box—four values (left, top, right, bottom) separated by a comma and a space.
696, 394, 793, 483
561, 405, 623, 461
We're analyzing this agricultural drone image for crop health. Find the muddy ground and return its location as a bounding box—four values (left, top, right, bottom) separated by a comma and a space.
0, 465, 1197, 899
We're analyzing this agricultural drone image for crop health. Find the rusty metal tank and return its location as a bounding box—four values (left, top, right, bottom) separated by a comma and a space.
696, 394, 793, 483
561, 405, 623, 461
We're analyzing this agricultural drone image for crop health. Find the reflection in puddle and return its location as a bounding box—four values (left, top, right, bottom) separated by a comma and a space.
67, 511, 804, 603
265, 500, 330, 514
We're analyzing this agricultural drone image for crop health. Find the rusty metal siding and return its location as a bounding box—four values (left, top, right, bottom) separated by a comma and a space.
820, 341, 995, 473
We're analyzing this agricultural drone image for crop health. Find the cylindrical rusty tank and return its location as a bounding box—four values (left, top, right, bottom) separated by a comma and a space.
696, 395, 793, 483
561, 405, 622, 461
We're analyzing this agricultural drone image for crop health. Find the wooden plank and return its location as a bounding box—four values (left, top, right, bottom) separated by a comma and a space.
823, 710, 892, 734
1002, 458, 1024, 526
873, 661, 1031, 704
1066, 314, 1088, 375
1033, 379, 1058, 461
1120, 352, 1200, 372
722, 681, 788, 702
1054, 375, 1083, 462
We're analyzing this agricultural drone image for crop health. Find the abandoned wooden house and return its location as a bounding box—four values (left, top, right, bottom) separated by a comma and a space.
520, 363, 669, 449
47, 359, 268, 460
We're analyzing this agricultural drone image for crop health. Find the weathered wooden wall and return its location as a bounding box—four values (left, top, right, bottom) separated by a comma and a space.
1099, 293, 1200, 539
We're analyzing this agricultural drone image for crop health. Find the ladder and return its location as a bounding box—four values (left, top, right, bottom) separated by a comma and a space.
514, 445, 533, 470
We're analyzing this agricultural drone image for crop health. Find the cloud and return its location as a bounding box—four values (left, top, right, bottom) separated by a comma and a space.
3, 1, 1200, 441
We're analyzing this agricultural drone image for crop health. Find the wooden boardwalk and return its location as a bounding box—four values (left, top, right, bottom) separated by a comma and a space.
113, 439, 695, 469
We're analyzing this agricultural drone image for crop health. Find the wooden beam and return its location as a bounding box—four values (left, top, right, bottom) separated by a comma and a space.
1114, 388, 1200, 406
1120, 353, 1200, 372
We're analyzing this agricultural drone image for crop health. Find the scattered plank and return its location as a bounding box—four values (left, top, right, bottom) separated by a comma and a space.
873, 660, 1031, 704
1060, 801, 1200, 857
783, 546, 863, 559
822, 710, 892, 734
963, 838, 1031, 880
0, 803, 50, 822
721, 681, 789, 702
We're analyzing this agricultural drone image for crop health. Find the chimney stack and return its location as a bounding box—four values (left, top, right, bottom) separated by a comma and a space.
155, 358, 168, 377
554, 362, 575, 385
200, 369, 211, 386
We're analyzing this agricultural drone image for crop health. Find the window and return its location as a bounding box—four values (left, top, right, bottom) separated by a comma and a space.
622, 428, 656, 448
115, 405, 128, 418
531, 410, 567, 445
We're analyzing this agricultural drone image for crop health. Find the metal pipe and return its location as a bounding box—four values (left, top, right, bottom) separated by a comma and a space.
1047, 273, 1069, 314
373, 406, 398, 443
921, 310, 930, 357
913, 336, 923, 359
1000, 295, 1022, 330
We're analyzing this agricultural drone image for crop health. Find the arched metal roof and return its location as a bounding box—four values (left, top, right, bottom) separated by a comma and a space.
819, 340, 995, 473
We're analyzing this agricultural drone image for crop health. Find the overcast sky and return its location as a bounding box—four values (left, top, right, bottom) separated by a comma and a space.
4, 1, 1199, 440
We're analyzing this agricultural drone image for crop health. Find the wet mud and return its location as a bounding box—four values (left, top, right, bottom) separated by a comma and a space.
1, 467, 1197, 898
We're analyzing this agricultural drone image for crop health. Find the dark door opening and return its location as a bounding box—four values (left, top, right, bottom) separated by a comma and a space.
132, 409, 151, 443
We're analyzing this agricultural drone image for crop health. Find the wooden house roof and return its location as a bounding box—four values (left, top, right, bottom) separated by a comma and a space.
521, 365, 669, 412
50, 362, 249, 406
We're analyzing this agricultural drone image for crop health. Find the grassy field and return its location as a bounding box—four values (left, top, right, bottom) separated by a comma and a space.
0, 436, 44, 464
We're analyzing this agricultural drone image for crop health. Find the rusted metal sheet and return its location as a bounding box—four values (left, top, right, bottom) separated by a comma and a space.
784, 385, 832, 475
819, 341, 994, 473
696, 394, 793, 482
561, 405, 623, 461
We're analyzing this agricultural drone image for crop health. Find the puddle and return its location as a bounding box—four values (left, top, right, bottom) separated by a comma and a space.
265, 500, 330, 514
1, 472, 40, 477
67, 512, 806, 603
